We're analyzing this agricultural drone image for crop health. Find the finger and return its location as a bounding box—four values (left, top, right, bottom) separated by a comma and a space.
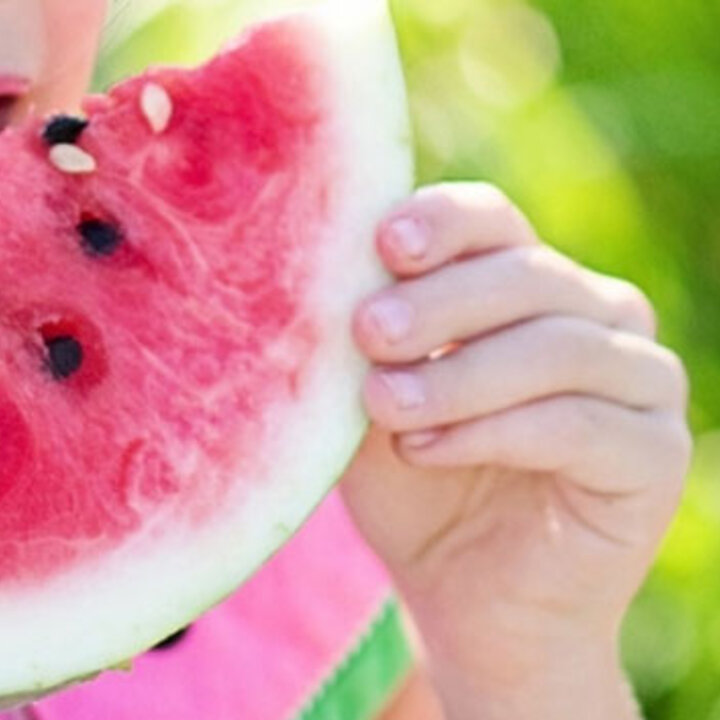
354, 246, 656, 364
399, 396, 691, 498
364, 317, 688, 433
377, 183, 538, 278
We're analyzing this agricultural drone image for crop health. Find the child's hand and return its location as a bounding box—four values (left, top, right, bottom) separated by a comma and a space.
342, 183, 691, 719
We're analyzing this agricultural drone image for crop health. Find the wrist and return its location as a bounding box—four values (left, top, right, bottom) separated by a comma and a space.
398, 599, 640, 720
424, 633, 640, 720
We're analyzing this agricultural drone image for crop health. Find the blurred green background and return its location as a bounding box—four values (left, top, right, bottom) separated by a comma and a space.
99, 0, 720, 716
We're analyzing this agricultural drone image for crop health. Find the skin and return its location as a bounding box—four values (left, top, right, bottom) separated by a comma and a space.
347, 186, 690, 718
1, 2, 692, 718
0, 0, 107, 120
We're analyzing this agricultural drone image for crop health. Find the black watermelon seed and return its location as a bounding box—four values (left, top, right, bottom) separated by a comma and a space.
42, 115, 89, 146
45, 336, 84, 380
78, 219, 122, 257
151, 626, 192, 651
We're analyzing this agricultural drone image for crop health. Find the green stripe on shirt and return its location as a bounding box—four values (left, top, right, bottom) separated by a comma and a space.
294, 601, 413, 720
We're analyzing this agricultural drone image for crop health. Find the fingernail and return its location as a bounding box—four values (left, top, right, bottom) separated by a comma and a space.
403, 430, 441, 448
387, 218, 428, 260
380, 372, 426, 409
367, 297, 413, 343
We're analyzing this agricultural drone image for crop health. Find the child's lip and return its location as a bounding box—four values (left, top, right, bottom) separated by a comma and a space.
0, 74, 30, 131
0, 74, 31, 98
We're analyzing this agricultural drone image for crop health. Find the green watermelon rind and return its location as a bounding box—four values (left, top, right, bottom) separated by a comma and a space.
0, 0, 413, 704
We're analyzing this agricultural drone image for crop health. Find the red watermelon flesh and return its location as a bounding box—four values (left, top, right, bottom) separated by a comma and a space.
0, 0, 411, 702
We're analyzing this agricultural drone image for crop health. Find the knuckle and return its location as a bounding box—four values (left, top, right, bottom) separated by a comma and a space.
474, 182, 513, 210
645, 348, 690, 412
413, 183, 456, 214
656, 415, 693, 487
610, 280, 657, 336
674, 422, 694, 473
655, 347, 690, 409
479, 186, 532, 236
526, 242, 571, 267
421, 180, 508, 205
399, 184, 468, 232
417, 182, 537, 246
673, 420, 694, 468
480, 245, 541, 290
510, 245, 577, 288
416, 181, 493, 215
453, 182, 526, 228
503, 243, 553, 270
428, 182, 512, 215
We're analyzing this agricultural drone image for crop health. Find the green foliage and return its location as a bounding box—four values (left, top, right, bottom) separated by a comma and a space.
97, 1, 720, 715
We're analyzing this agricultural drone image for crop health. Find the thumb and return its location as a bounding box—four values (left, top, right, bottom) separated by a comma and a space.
340, 426, 464, 574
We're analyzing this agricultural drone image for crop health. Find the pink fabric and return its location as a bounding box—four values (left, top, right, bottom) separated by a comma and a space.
17, 492, 391, 720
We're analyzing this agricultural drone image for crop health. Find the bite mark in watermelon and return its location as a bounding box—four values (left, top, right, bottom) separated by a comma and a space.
0, 0, 412, 703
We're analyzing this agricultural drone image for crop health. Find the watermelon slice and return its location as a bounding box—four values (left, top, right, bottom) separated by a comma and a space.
0, 0, 412, 705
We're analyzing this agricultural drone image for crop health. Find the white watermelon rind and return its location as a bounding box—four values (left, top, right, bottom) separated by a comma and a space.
0, 0, 413, 704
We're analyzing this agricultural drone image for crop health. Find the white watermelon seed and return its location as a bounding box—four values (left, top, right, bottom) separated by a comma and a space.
49, 144, 97, 175
140, 82, 173, 134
